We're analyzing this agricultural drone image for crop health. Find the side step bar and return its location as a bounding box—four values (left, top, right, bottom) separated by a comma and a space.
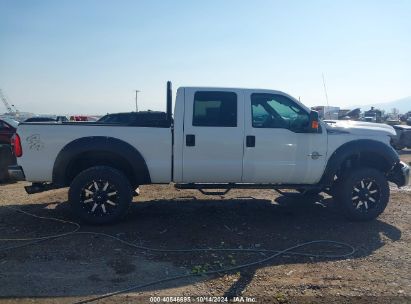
25, 183, 57, 194
175, 183, 321, 196
175, 183, 319, 190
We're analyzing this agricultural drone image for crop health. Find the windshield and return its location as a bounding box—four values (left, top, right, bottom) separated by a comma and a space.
1, 117, 19, 128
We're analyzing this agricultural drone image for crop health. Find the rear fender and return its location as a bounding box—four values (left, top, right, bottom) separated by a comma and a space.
52, 136, 150, 187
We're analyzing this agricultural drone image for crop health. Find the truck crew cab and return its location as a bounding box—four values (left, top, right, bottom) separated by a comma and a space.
9, 82, 409, 224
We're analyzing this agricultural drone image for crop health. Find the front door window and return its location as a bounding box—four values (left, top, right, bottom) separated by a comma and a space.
251, 93, 310, 133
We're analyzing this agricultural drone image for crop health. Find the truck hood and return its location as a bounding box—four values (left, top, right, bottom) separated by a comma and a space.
325, 120, 396, 136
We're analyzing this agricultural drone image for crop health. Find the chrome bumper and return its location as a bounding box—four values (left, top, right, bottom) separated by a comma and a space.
7, 165, 25, 181
389, 161, 410, 187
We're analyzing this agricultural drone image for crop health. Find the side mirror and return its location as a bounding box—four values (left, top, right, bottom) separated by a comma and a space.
309, 110, 320, 132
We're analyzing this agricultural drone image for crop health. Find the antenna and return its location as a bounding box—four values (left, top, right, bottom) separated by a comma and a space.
322, 73, 330, 119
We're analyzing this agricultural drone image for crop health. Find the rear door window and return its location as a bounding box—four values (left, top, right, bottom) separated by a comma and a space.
193, 91, 237, 127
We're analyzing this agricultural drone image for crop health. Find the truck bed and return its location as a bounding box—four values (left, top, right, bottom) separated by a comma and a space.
17, 123, 172, 183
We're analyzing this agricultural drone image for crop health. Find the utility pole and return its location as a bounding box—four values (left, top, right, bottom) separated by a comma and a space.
135, 90, 140, 112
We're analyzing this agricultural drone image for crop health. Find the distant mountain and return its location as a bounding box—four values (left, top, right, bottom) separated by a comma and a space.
356, 96, 411, 113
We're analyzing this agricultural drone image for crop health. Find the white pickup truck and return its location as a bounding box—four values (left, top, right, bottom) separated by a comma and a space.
8, 82, 409, 224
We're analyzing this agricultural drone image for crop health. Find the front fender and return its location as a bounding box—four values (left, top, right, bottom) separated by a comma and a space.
320, 139, 400, 187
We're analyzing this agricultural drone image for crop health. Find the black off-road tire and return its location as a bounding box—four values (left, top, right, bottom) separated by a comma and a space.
334, 167, 389, 221
68, 166, 133, 225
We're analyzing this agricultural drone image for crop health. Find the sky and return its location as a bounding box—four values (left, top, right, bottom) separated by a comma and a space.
0, 0, 410, 115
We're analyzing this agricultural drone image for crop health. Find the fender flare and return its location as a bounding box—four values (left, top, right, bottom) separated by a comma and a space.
320, 139, 399, 187
52, 136, 151, 186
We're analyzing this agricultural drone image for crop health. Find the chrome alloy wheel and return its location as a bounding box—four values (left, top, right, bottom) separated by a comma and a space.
351, 178, 380, 212
80, 180, 119, 216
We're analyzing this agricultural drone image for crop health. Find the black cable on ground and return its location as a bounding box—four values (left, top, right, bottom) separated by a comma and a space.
73, 239, 354, 304
0, 206, 356, 304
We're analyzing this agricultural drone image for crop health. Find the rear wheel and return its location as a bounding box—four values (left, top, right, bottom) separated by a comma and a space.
335, 167, 389, 221
68, 166, 133, 224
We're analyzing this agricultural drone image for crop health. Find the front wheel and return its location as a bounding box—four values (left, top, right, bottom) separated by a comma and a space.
68, 166, 133, 224
334, 168, 389, 221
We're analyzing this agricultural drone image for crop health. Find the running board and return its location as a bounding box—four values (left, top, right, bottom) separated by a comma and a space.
198, 188, 231, 196
174, 183, 318, 195
25, 183, 57, 194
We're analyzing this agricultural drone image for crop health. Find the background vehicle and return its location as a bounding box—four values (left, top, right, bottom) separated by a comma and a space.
0, 144, 16, 182
97, 111, 169, 127
0, 117, 18, 144
24, 117, 57, 123
25, 115, 62, 123
364, 114, 377, 123
69, 115, 92, 121
385, 117, 401, 126
24, 116, 69, 123
56, 116, 69, 122
8, 82, 410, 224
391, 125, 411, 150
0, 117, 18, 182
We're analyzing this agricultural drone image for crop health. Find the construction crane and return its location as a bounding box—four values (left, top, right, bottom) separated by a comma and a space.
0, 89, 18, 114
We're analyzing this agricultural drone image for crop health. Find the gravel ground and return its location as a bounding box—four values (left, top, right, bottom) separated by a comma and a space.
0, 151, 410, 303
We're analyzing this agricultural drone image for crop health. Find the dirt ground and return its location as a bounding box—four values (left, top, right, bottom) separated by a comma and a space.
0, 152, 410, 303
